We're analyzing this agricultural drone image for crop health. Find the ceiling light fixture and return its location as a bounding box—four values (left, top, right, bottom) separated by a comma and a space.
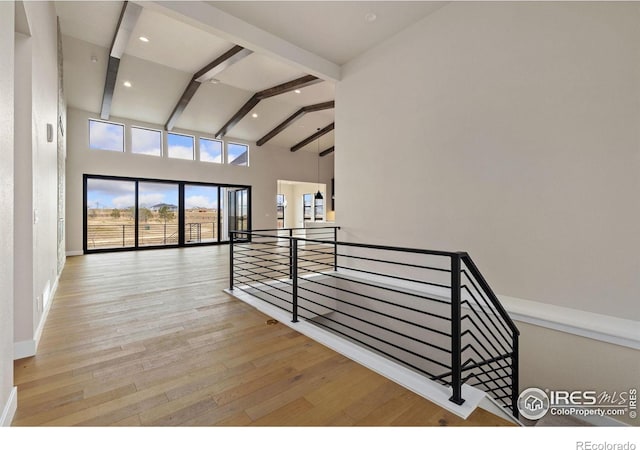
123, 81, 132, 88
294, 89, 301, 94
139, 36, 149, 43
364, 12, 377, 23
90, 55, 98, 63
252, 113, 258, 118
209, 78, 220, 84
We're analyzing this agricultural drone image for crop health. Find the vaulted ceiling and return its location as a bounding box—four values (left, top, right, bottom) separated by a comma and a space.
56, 1, 445, 154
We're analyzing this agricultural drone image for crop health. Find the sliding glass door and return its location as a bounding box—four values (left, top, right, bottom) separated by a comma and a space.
86, 178, 136, 251
84, 175, 250, 253
184, 185, 219, 244
137, 182, 179, 247
221, 187, 249, 241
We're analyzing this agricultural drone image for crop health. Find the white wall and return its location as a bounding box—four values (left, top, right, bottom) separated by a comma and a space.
13, 1, 61, 359
13, 31, 33, 355
65, 107, 333, 253
337, 1, 639, 321
336, 2, 639, 424
0, 0, 16, 426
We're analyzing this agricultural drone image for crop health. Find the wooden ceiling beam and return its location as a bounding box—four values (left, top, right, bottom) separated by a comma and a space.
215, 94, 260, 139
290, 123, 334, 152
100, 1, 142, 120
256, 74, 320, 100
193, 46, 252, 83
215, 75, 322, 139
319, 146, 334, 157
256, 100, 334, 147
165, 45, 252, 131
164, 80, 201, 131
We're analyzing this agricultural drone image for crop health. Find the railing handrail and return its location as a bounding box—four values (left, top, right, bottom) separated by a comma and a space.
460, 254, 519, 337
248, 226, 340, 232
229, 227, 519, 418
232, 230, 461, 258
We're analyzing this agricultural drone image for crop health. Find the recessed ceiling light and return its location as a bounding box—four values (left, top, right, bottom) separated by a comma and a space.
252, 113, 258, 118
209, 78, 220, 84
90, 55, 98, 63
139, 36, 149, 43
294, 89, 301, 94
123, 81, 132, 88
364, 12, 377, 23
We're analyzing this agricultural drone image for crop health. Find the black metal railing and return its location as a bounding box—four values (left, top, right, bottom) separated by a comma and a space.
229, 227, 519, 418
87, 224, 135, 248
87, 222, 217, 249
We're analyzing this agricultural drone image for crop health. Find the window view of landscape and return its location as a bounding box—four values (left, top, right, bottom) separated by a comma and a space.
184, 185, 219, 244
86, 178, 136, 249
137, 182, 179, 247
86, 176, 249, 251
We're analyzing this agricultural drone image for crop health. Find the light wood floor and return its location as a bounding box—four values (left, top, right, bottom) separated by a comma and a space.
12, 246, 512, 426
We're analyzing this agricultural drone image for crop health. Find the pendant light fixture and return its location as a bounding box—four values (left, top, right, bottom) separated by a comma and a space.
315, 129, 323, 200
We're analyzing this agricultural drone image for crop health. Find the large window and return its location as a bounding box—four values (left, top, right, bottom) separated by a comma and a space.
167, 132, 194, 160
228, 142, 249, 166
89, 119, 124, 152
303, 194, 313, 221
200, 138, 223, 163
86, 178, 135, 250
132, 126, 162, 156
84, 175, 250, 253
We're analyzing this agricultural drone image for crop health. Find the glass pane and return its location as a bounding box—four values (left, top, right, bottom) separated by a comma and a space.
303, 194, 312, 221
132, 127, 162, 156
184, 185, 219, 244
200, 138, 223, 163
221, 187, 249, 241
239, 189, 248, 231
167, 133, 194, 160
314, 197, 324, 221
276, 194, 285, 229
220, 187, 228, 241
86, 178, 135, 249
89, 120, 124, 152
228, 142, 248, 166
138, 182, 179, 247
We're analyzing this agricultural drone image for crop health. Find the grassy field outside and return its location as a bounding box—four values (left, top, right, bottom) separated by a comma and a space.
87, 208, 218, 249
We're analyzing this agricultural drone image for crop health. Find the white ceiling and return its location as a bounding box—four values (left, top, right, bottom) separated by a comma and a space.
210, 1, 447, 65
56, 1, 444, 152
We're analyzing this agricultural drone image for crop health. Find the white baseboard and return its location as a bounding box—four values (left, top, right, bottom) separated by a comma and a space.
577, 413, 630, 427
499, 295, 639, 350
66, 250, 82, 256
0, 387, 17, 427
13, 339, 36, 360
336, 268, 639, 350
14, 272, 58, 360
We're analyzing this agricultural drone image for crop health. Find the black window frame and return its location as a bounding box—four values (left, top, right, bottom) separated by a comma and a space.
88, 118, 125, 153
83, 174, 251, 254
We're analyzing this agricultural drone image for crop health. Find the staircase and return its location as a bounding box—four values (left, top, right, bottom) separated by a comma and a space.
227, 226, 520, 421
